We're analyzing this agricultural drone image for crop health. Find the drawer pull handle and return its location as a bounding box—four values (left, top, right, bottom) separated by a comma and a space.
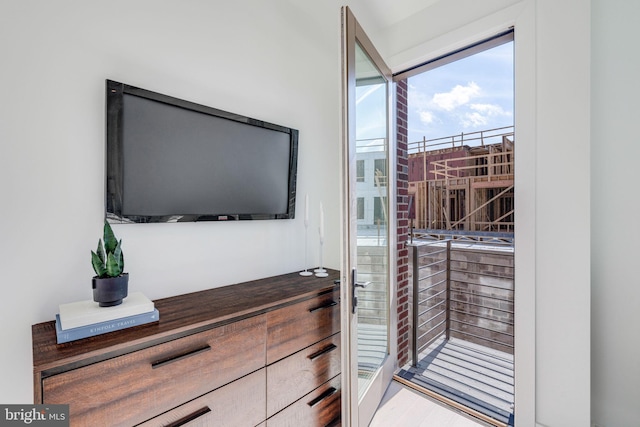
151, 345, 211, 369
325, 416, 341, 427
309, 300, 337, 313
307, 387, 337, 408
166, 406, 211, 427
308, 344, 338, 361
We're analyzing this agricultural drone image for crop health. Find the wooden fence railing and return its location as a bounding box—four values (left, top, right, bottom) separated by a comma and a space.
409, 240, 514, 366
408, 126, 514, 154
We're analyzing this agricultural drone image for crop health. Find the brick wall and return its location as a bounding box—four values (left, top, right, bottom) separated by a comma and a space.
396, 79, 410, 366
408, 146, 471, 181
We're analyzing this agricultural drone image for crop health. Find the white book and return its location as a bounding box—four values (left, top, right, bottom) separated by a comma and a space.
59, 291, 155, 330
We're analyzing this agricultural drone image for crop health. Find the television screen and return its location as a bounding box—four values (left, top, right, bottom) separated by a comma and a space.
105, 80, 298, 223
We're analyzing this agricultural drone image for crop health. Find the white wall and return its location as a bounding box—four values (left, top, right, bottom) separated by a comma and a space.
591, 1, 640, 426
0, 0, 342, 403
534, 1, 591, 425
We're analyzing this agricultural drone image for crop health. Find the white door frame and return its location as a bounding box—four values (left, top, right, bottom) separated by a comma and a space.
387, 2, 537, 425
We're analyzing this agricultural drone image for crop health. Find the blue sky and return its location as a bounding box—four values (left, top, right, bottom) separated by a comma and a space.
407, 41, 514, 144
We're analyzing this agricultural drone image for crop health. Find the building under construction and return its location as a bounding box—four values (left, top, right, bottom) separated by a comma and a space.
408, 126, 514, 233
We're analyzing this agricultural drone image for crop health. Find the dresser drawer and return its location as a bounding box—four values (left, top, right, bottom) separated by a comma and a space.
266, 290, 340, 364
267, 375, 341, 427
267, 333, 340, 417
138, 368, 266, 427
42, 315, 266, 427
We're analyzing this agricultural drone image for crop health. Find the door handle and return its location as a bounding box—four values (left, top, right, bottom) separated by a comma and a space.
351, 269, 371, 313
355, 280, 371, 289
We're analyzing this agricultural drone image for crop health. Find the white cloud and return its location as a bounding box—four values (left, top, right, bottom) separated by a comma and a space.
419, 110, 434, 124
470, 103, 511, 116
409, 90, 439, 127
432, 82, 480, 111
462, 112, 488, 128
461, 103, 512, 128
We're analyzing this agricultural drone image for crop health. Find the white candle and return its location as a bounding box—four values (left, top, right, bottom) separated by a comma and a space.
319, 202, 325, 241
304, 194, 309, 227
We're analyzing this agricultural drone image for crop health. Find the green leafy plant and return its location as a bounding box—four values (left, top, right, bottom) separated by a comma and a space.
91, 221, 125, 278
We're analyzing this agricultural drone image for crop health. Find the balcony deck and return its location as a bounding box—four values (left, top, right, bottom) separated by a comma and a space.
405, 238, 515, 426
397, 336, 514, 426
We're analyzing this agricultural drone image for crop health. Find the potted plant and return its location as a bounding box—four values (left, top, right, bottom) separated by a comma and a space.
91, 221, 128, 307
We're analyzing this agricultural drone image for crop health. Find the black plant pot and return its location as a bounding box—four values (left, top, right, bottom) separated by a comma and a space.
92, 273, 129, 307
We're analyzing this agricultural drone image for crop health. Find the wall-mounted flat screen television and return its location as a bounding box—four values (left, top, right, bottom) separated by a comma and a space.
106, 80, 298, 223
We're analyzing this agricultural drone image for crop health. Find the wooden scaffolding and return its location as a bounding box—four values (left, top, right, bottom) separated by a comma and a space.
408, 127, 514, 233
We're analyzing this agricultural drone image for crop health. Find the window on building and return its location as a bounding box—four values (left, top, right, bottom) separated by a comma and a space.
374, 158, 387, 187
374, 196, 387, 224
357, 159, 365, 182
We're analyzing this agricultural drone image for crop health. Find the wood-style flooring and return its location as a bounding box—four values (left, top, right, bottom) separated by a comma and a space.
369, 380, 490, 427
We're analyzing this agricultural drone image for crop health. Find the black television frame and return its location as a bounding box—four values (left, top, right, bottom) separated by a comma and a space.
105, 80, 299, 223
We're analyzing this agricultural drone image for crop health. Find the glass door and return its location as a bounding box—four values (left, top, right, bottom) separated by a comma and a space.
341, 6, 396, 427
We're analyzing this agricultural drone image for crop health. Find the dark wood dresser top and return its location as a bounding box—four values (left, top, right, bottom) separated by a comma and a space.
32, 269, 340, 375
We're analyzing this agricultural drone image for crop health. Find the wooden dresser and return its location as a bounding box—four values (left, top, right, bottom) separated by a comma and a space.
32, 269, 341, 427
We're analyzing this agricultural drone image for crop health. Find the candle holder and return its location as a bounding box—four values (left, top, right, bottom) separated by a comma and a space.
299, 194, 313, 276
299, 221, 312, 277
314, 230, 328, 278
